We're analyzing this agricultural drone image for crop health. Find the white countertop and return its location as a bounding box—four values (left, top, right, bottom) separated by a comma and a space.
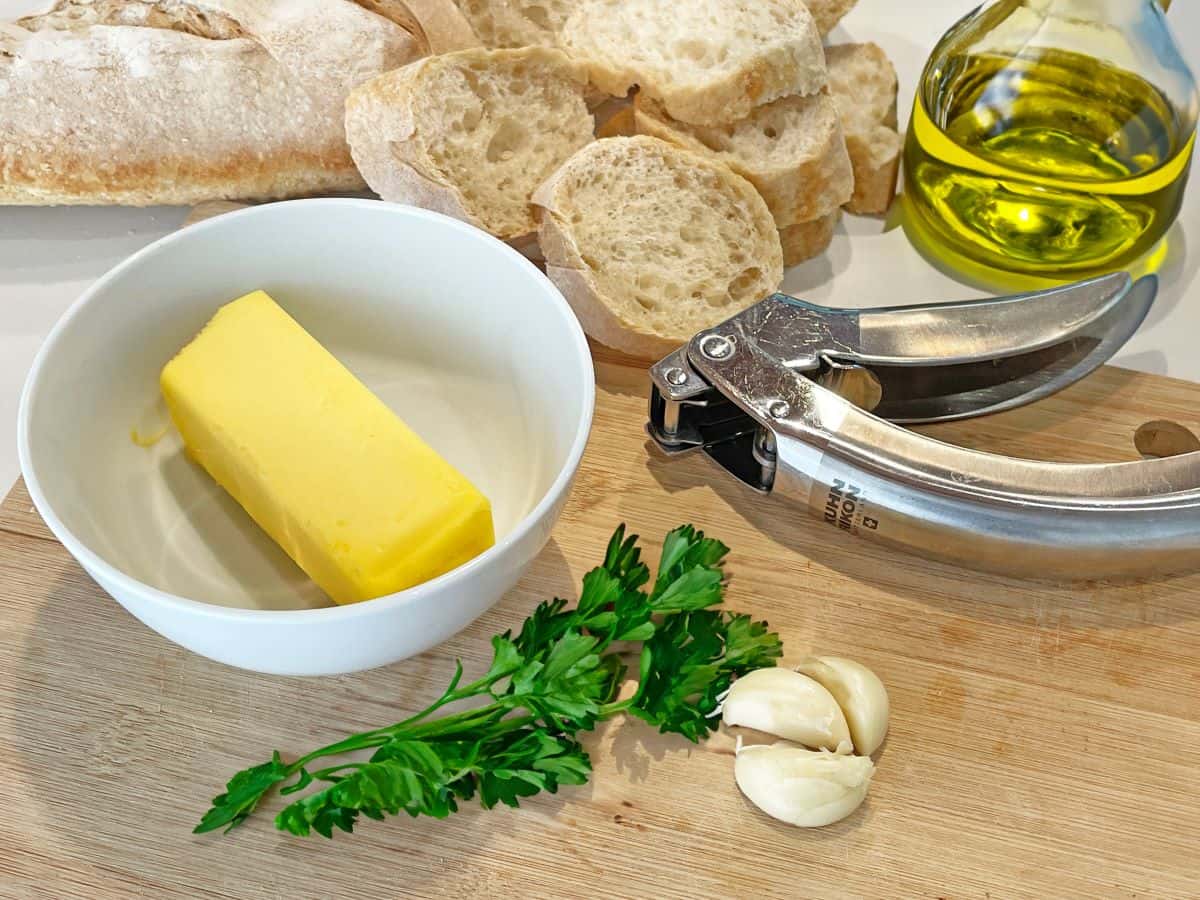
1, 0, 1198, 492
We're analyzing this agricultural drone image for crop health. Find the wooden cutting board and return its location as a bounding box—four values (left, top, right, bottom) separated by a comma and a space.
3, 353, 1200, 899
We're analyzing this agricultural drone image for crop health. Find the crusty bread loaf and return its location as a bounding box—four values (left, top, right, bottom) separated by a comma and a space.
345, 47, 593, 242
826, 42, 900, 215
560, 0, 825, 127
807, 0, 857, 35
532, 136, 783, 358
779, 211, 839, 266
2, 0, 422, 205
633, 92, 852, 228
448, 0, 571, 48
220, 0, 422, 99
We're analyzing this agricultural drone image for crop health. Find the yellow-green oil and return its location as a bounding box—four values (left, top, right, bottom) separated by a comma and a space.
904, 48, 1195, 276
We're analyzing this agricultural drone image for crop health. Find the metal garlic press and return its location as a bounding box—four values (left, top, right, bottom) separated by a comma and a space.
646, 272, 1200, 580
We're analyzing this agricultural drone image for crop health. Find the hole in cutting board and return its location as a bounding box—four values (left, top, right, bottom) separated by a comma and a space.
1134, 419, 1200, 459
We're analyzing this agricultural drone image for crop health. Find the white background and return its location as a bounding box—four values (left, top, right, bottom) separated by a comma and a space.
1, 0, 1198, 491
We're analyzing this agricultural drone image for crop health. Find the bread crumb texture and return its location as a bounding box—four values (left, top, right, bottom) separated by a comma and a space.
561, 0, 825, 125
451, 0, 572, 48
541, 136, 782, 346
415, 48, 592, 237
634, 91, 853, 226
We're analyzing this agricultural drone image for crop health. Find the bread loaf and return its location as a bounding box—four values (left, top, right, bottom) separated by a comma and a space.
633, 92, 853, 229
560, 0, 826, 126
826, 42, 901, 215
533, 136, 783, 358
345, 47, 593, 242
1, 0, 422, 205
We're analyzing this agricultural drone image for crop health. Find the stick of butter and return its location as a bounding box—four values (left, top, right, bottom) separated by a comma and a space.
160, 290, 495, 605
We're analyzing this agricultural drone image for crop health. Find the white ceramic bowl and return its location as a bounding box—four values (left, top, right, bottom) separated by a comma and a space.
18, 199, 594, 675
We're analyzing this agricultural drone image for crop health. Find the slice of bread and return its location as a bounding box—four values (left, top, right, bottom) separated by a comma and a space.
560, 0, 825, 126
807, 0, 857, 35
532, 136, 783, 358
633, 92, 853, 228
345, 47, 593, 241
377, 0, 618, 122
779, 211, 839, 266
450, 0, 571, 48
826, 42, 900, 215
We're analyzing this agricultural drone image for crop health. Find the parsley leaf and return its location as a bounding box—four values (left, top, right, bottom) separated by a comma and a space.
195, 752, 290, 834
627, 611, 783, 741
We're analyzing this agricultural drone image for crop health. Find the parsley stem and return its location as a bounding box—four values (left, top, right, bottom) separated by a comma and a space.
400, 704, 508, 740
597, 698, 635, 717
290, 732, 393, 771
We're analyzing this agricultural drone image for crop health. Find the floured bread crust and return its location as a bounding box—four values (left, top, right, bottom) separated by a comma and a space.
1, 0, 423, 205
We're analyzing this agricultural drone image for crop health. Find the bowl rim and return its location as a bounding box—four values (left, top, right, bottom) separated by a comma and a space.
17, 198, 596, 624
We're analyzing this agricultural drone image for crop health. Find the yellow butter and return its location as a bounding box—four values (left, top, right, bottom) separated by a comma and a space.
160, 290, 494, 605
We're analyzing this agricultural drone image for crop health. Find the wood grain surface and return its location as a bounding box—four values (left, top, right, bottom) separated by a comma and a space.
3, 358, 1200, 899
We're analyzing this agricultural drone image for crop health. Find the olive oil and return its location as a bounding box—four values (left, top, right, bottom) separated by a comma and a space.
904, 48, 1195, 275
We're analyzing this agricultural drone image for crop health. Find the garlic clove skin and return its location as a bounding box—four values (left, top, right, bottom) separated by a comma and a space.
793, 656, 890, 756
721, 667, 854, 754
734, 742, 874, 827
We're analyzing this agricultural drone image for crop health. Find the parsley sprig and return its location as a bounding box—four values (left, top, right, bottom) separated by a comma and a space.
196, 525, 782, 838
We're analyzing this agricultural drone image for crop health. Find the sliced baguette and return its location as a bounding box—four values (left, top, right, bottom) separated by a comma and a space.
560, 0, 825, 127
449, 0, 571, 48
808, 0, 857, 35
779, 211, 839, 266
345, 47, 593, 241
826, 42, 901, 215
633, 92, 852, 228
532, 136, 783, 358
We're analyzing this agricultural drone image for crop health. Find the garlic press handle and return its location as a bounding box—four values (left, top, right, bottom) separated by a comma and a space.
689, 313, 1200, 581
846, 271, 1139, 367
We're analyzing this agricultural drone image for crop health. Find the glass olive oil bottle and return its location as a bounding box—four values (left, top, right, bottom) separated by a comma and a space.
904, 0, 1198, 277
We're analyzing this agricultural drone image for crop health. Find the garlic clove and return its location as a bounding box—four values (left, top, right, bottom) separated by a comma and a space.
734, 742, 874, 827
721, 667, 854, 754
793, 656, 890, 756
